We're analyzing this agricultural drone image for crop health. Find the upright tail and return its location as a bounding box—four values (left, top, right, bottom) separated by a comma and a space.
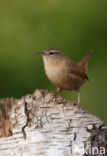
78, 50, 93, 72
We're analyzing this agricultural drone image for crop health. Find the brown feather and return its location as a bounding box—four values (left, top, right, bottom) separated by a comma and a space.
78, 50, 93, 72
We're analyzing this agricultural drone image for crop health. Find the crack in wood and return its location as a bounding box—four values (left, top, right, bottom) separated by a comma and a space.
22, 99, 30, 139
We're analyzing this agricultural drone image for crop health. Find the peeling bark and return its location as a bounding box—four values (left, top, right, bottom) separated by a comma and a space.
0, 90, 107, 156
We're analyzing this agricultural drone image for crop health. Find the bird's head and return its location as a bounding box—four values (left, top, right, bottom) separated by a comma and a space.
37, 48, 63, 60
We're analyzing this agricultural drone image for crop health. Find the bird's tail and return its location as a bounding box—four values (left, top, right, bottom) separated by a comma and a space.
78, 50, 93, 72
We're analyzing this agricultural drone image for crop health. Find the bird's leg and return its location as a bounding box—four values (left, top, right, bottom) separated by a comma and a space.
56, 88, 62, 93
76, 90, 80, 112
50, 88, 62, 95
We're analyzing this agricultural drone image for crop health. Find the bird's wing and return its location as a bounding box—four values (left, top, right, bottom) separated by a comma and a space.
70, 62, 89, 80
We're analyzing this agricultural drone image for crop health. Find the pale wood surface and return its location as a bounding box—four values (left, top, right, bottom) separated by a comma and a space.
0, 90, 106, 156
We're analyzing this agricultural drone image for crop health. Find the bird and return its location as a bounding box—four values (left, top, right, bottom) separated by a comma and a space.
37, 48, 93, 111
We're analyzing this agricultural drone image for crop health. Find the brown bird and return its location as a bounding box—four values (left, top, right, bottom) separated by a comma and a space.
37, 48, 93, 111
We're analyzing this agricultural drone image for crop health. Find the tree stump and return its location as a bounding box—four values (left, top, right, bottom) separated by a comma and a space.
0, 89, 107, 156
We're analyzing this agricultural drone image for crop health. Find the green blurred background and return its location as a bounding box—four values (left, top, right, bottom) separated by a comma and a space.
0, 0, 107, 123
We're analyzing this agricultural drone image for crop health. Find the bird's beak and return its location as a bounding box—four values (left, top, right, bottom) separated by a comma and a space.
36, 52, 44, 55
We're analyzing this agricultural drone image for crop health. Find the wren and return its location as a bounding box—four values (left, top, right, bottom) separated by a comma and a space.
37, 48, 93, 111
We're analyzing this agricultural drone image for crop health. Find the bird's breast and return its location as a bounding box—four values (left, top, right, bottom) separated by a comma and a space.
44, 59, 68, 86
45, 63, 64, 81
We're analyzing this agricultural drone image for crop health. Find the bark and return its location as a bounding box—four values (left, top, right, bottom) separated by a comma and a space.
0, 89, 107, 156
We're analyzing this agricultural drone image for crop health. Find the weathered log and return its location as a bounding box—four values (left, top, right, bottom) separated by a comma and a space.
0, 90, 107, 156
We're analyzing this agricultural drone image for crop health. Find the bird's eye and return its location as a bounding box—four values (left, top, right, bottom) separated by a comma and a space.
49, 52, 59, 55
49, 52, 54, 55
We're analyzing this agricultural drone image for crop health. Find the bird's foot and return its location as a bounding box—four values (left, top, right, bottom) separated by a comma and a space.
76, 102, 80, 113
75, 102, 80, 113
49, 88, 62, 95
49, 91, 57, 96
